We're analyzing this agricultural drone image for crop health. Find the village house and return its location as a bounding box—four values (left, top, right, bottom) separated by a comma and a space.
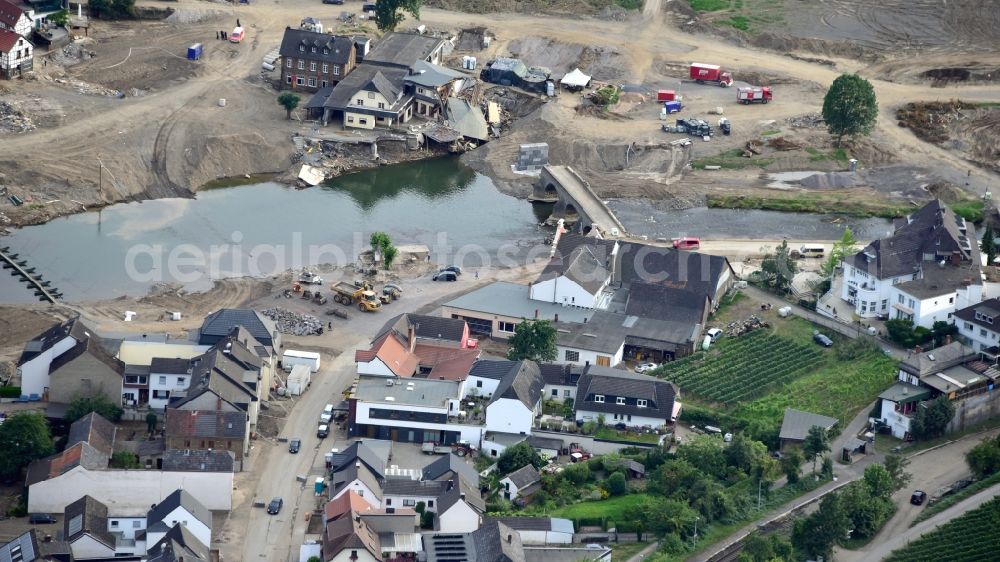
164, 408, 249, 465
574, 365, 680, 428
836, 199, 981, 326
875, 341, 1000, 439
421, 453, 480, 488
424, 521, 526, 562
279, 26, 357, 92
197, 308, 279, 393
146, 523, 211, 562
0, 27, 30, 79
0, 0, 32, 37
166, 338, 260, 434
404, 59, 466, 118
484, 360, 543, 436
486, 517, 575, 545
500, 464, 541, 502
0, 530, 73, 562
778, 408, 839, 451
144, 489, 212, 553
355, 313, 478, 379
954, 298, 1000, 358
63, 495, 133, 559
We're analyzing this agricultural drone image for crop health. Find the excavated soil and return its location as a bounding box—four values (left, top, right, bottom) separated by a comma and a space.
897, 101, 1000, 173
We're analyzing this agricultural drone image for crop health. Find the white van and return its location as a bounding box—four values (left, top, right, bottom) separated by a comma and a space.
795, 245, 825, 259
320, 404, 334, 423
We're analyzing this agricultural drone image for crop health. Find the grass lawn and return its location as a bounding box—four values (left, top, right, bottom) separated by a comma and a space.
595, 427, 663, 444
549, 493, 650, 521
706, 192, 909, 219
611, 543, 650, 561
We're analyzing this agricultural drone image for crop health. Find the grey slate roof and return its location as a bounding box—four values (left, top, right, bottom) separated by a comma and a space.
556, 311, 700, 354
146, 522, 211, 562
66, 412, 117, 456
527, 435, 563, 452
445, 97, 489, 142
375, 313, 467, 345
538, 363, 579, 387
897, 341, 977, 377
331, 463, 383, 501
198, 309, 277, 347
954, 298, 1000, 333
778, 408, 838, 442
306, 86, 334, 109
17, 317, 79, 366
279, 27, 354, 64
330, 441, 386, 478
405, 60, 465, 88
161, 449, 235, 472
437, 476, 485, 515
850, 199, 980, 280
625, 282, 709, 324
422, 453, 481, 487
25, 441, 110, 487
878, 382, 932, 404
615, 242, 733, 304
170, 345, 258, 411
322, 63, 409, 111
488, 361, 543, 410
534, 234, 616, 287
364, 32, 444, 69
444, 281, 593, 324
575, 365, 678, 421
65, 495, 114, 550
0, 530, 73, 562
150, 357, 192, 374
382, 479, 447, 497
470, 359, 518, 381
472, 520, 526, 562
503, 464, 540, 489
148, 489, 212, 530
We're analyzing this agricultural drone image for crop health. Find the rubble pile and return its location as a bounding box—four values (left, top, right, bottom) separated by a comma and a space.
786, 113, 824, 128
49, 76, 120, 97
725, 315, 769, 337
767, 136, 800, 151
0, 101, 35, 134
52, 43, 96, 66
260, 307, 324, 336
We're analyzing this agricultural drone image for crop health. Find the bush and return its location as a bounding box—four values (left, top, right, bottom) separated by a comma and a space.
0, 386, 21, 398
110, 451, 141, 469
420, 511, 434, 529
89, 0, 135, 19
66, 394, 123, 423
592, 85, 620, 107
563, 462, 591, 485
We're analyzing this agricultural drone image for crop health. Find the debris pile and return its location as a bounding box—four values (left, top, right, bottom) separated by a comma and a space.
766, 136, 800, 151
895, 100, 975, 144
260, 307, 324, 335
52, 42, 96, 66
743, 139, 765, 157
0, 101, 35, 134
51, 76, 120, 97
725, 315, 769, 337
786, 113, 824, 128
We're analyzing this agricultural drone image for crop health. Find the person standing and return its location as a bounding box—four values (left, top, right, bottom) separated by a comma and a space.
216, 30, 219, 39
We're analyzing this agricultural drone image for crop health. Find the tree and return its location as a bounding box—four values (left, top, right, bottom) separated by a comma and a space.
49, 9, 69, 26
910, 396, 955, 439
0, 413, 55, 478
884, 453, 912, 493
863, 463, 895, 499
374, 0, 422, 32
821, 74, 878, 146
739, 533, 792, 562
820, 455, 834, 480
369, 232, 398, 268
420, 511, 434, 529
606, 472, 628, 496
780, 449, 804, 485
562, 462, 590, 485
89, 0, 135, 19
840, 481, 893, 540
931, 320, 958, 347
308, 557, 322, 562
792, 493, 849, 560
506, 319, 557, 362
496, 442, 543, 476
821, 227, 857, 277
983, 224, 997, 266
642, 497, 699, 536
146, 412, 158, 434
277, 92, 300, 120
802, 426, 830, 474
66, 394, 123, 423
966, 437, 1000, 479
110, 451, 141, 469
759, 241, 797, 293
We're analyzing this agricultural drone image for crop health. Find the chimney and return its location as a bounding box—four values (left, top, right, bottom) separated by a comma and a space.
447, 479, 454, 491
408, 323, 417, 353
43, 534, 52, 542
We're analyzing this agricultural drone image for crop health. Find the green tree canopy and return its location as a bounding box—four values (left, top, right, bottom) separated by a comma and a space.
49, 9, 70, 26
863, 463, 895, 499
277, 92, 300, 120
370, 231, 398, 268
982, 224, 997, 266
821, 74, 878, 145
802, 426, 830, 473
506, 319, 557, 362
821, 227, 857, 277
792, 493, 849, 560
66, 394, 123, 423
884, 453, 912, 493
375, 0, 422, 31
759, 241, 797, 293
910, 395, 955, 440
606, 472, 628, 496
780, 449, 804, 485
840, 480, 893, 540
496, 442, 544, 476
0, 413, 55, 477
966, 436, 1000, 479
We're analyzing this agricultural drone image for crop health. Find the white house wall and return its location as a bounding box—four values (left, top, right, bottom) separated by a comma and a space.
543, 384, 576, 403
330, 548, 380, 562
957, 322, 999, 352
17, 335, 75, 396
575, 409, 667, 428
529, 276, 600, 308
107, 517, 146, 541
155, 506, 211, 548
357, 358, 397, 377
465, 376, 500, 399
149, 372, 193, 410
354, 402, 485, 444
383, 493, 439, 512
485, 399, 534, 435
878, 398, 910, 439
437, 501, 480, 533
28, 467, 233, 515
555, 344, 624, 368
70, 534, 115, 560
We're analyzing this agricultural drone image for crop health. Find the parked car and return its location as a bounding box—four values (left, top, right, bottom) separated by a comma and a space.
267, 497, 283, 514
813, 332, 834, 347
288, 439, 301, 454
29, 514, 57, 524
317, 424, 329, 438
322, 0, 344, 4
440, 266, 462, 275
320, 403, 334, 423
910, 490, 927, 506
433, 271, 458, 282
635, 362, 659, 374
706, 327, 723, 343
672, 237, 701, 250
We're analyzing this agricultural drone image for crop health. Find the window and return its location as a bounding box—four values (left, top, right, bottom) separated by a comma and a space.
594, 395, 605, 403
158, 376, 167, 385
403, 499, 416, 506
298, 60, 305, 70
368, 92, 376, 99
909, 299, 915, 308
551, 389, 558, 397
359, 118, 368, 125
499, 321, 516, 333
322, 63, 328, 73
177, 377, 186, 385
491, 449, 498, 457
637, 399, 647, 408
321, 80, 328, 87
296, 77, 304, 86
111, 521, 119, 527
981, 328, 987, 337
184, 440, 191, 447
950, 297, 954, 304
323, 48, 329, 54
299, 45, 304, 52
308, 78, 316, 87
898, 294, 904, 304
286, 76, 292, 84
477, 380, 483, 388
385, 499, 392, 506
347, 116, 354, 123
286, 58, 292, 68
311, 46, 316, 53
428, 500, 434, 508
356, 98, 364, 105
966, 323, 973, 331
333, 66, 340, 76
378, 102, 385, 109
351, 551, 358, 559
309, 62, 316, 71
616, 397, 626, 405
133, 521, 141, 528
564, 350, 580, 362
881, 299, 887, 310
564, 389, 571, 397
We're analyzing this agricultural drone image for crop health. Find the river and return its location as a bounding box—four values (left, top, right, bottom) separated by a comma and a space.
0, 158, 892, 304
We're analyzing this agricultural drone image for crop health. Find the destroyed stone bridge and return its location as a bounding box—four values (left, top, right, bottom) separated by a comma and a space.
530, 165, 627, 237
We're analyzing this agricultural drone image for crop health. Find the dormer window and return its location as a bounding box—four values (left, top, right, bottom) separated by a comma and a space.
311, 47, 316, 53
637, 399, 647, 408
324, 48, 329, 54
299, 45, 305, 52
616, 397, 626, 405
594, 395, 605, 403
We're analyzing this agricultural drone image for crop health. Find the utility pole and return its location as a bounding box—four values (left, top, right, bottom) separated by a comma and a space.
758, 478, 763, 509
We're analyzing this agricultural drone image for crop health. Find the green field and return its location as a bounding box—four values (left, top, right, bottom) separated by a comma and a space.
885, 497, 1000, 562
549, 493, 650, 521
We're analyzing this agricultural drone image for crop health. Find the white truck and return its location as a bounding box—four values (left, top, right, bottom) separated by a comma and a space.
286, 364, 311, 396
283, 349, 321, 372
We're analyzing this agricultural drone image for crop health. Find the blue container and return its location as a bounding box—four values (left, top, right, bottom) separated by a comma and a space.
187, 43, 203, 61
664, 100, 682, 114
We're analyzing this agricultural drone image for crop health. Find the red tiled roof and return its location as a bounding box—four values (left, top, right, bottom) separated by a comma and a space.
357, 332, 419, 377
0, 28, 23, 53
0, 0, 24, 28
324, 490, 373, 521
413, 344, 480, 381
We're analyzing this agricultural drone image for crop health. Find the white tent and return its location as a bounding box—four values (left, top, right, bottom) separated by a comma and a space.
560, 68, 592, 88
